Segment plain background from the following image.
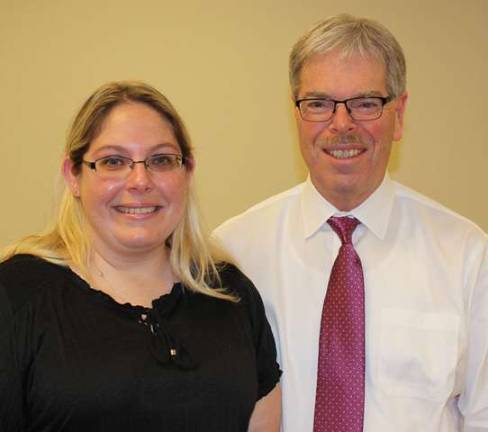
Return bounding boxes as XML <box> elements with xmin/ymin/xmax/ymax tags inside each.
<box><xmin>1</xmin><ymin>0</ymin><xmax>487</xmax><ymax>248</ymax></box>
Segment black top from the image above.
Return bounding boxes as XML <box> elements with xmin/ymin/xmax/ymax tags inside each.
<box><xmin>0</xmin><ymin>255</ymin><xmax>281</xmax><ymax>431</ymax></box>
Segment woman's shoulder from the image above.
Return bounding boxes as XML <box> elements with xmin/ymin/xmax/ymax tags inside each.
<box><xmin>216</xmin><ymin>262</ymin><xmax>266</xmax><ymax>319</ymax></box>
<box><xmin>0</xmin><ymin>254</ymin><xmax>70</xmax><ymax>313</ymax></box>
<box><xmin>0</xmin><ymin>254</ymin><xmax>67</xmax><ymax>281</ymax></box>
<box><xmin>217</xmin><ymin>262</ymin><xmax>257</xmax><ymax>297</ymax></box>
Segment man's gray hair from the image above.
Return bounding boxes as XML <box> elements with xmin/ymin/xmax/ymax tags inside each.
<box><xmin>289</xmin><ymin>14</ymin><xmax>406</xmax><ymax>99</ymax></box>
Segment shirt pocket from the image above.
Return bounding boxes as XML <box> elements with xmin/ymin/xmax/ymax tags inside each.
<box><xmin>377</xmin><ymin>308</ymin><xmax>459</xmax><ymax>401</ymax></box>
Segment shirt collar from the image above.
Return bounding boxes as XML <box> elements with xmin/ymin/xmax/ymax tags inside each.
<box><xmin>300</xmin><ymin>174</ymin><xmax>395</xmax><ymax>240</ymax></box>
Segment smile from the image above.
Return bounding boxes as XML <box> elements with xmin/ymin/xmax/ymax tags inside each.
<box><xmin>326</xmin><ymin>149</ymin><xmax>363</xmax><ymax>159</ymax></box>
<box><xmin>115</xmin><ymin>206</ymin><xmax>160</xmax><ymax>214</ymax></box>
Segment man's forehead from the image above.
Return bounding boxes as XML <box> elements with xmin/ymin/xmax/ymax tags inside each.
<box><xmin>305</xmin><ymin>47</ymin><xmax>385</xmax><ymax>68</ymax></box>
<box><xmin>298</xmin><ymin>50</ymin><xmax>388</xmax><ymax>97</ymax></box>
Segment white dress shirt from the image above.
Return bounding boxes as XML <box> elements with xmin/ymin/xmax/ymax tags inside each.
<box><xmin>213</xmin><ymin>175</ymin><xmax>488</xmax><ymax>432</ymax></box>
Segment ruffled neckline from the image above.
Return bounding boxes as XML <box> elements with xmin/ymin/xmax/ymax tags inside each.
<box><xmin>65</xmin><ymin>265</ymin><xmax>183</xmax><ymax>317</ymax></box>
<box><xmin>63</xmin><ymin>265</ymin><xmax>196</xmax><ymax>369</ymax></box>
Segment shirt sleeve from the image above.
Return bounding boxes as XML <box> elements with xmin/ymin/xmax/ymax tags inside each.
<box><xmin>221</xmin><ymin>264</ymin><xmax>282</xmax><ymax>400</ymax></box>
<box><xmin>0</xmin><ymin>281</ymin><xmax>26</xmax><ymax>431</ymax></box>
<box><xmin>458</xmin><ymin>236</ymin><xmax>488</xmax><ymax>430</ymax></box>
<box><xmin>249</xmin><ymin>281</ymin><xmax>282</xmax><ymax>400</ymax></box>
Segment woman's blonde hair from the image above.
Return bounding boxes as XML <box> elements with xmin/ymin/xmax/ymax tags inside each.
<box><xmin>2</xmin><ymin>80</ymin><xmax>234</xmax><ymax>301</ymax></box>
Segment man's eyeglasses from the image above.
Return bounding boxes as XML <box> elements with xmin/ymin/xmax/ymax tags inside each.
<box><xmin>82</xmin><ymin>154</ymin><xmax>185</xmax><ymax>179</ymax></box>
<box><xmin>295</xmin><ymin>96</ymin><xmax>393</xmax><ymax>122</ymax></box>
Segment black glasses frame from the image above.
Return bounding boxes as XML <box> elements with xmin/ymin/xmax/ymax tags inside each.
<box><xmin>295</xmin><ymin>95</ymin><xmax>393</xmax><ymax>122</ymax></box>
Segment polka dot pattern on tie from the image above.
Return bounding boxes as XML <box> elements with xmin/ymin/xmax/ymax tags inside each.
<box><xmin>313</xmin><ymin>216</ymin><xmax>365</xmax><ymax>432</ymax></box>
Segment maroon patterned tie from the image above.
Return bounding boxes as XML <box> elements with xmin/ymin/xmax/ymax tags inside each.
<box><xmin>313</xmin><ymin>216</ymin><xmax>365</xmax><ymax>432</ymax></box>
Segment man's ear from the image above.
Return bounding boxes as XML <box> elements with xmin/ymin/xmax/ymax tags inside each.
<box><xmin>393</xmin><ymin>91</ymin><xmax>408</xmax><ymax>142</ymax></box>
<box><xmin>62</xmin><ymin>157</ymin><xmax>80</xmax><ymax>197</ymax></box>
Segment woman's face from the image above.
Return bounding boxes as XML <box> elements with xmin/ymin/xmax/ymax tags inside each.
<box><xmin>64</xmin><ymin>102</ymin><xmax>192</xmax><ymax>260</ymax></box>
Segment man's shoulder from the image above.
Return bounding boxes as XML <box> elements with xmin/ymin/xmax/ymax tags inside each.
<box><xmin>215</xmin><ymin>183</ymin><xmax>304</xmax><ymax>237</ymax></box>
<box><xmin>393</xmin><ymin>180</ymin><xmax>487</xmax><ymax>238</ymax></box>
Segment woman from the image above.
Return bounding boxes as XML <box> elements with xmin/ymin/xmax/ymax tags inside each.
<box><xmin>0</xmin><ymin>81</ymin><xmax>281</xmax><ymax>431</ymax></box>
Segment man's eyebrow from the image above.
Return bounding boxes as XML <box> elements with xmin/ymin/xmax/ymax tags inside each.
<box><xmin>298</xmin><ymin>91</ymin><xmax>332</xmax><ymax>99</ymax></box>
<box><xmin>298</xmin><ymin>90</ymin><xmax>385</xmax><ymax>99</ymax></box>
<box><xmin>355</xmin><ymin>91</ymin><xmax>385</xmax><ymax>97</ymax></box>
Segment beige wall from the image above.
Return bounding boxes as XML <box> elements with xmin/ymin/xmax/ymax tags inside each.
<box><xmin>1</xmin><ymin>0</ymin><xmax>487</xmax><ymax>248</ymax></box>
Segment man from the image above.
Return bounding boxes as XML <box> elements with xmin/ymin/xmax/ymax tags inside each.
<box><xmin>213</xmin><ymin>14</ymin><xmax>488</xmax><ymax>432</ymax></box>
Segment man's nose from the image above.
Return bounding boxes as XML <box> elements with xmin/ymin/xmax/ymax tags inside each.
<box><xmin>329</xmin><ymin>103</ymin><xmax>356</xmax><ymax>134</ymax></box>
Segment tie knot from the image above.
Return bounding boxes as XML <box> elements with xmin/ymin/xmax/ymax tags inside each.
<box><xmin>328</xmin><ymin>216</ymin><xmax>360</xmax><ymax>244</ymax></box>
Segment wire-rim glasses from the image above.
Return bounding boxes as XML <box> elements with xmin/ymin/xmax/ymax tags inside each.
<box><xmin>82</xmin><ymin>153</ymin><xmax>185</xmax><ymax>179</ymax></box>
<box><xmin>295</xmin><ymin>95</ymin><xmax>393</xmax><ymax>122</ymax></box>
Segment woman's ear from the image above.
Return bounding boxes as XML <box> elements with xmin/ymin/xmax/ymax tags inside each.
<box><xmin>185</xmin><ymin>156</ymin><xmax>195</xmax><ymax>174</ymax></box>
<box><xmin>62</xmin><ymin>157</ymin><xmax>80</xmax><ymax>197</ymax></box>
<box><xmin>185</xmin><ymin>155</ymin><xmax>195</xmax><ymax>176</ymax></box>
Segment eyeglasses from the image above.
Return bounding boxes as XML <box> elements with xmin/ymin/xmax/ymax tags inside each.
<box><xmin>295</xmin><ymin>96</ymin><xmax>393</xmax><ymax>122</ymax></box>
<box><xmin>82</xmin><ymin>153</ymin><xmax>185</xmax><ymax>179</ymax></box>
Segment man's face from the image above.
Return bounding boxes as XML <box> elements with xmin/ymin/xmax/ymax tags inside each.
<box><xmin>295</xmin><ymin>50</ymin><xmax>407</xmax><ymax>211</ymax></box>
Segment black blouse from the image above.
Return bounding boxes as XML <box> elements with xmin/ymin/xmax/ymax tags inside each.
<box><xmin>0</xmin><ymin>255</ymin><xmax>281</xmax><ymax>431</ymax></box>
